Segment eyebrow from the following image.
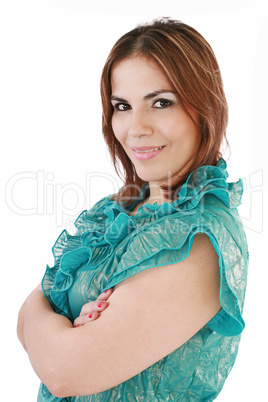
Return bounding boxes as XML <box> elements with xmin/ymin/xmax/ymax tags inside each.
<box><xmin>144</xmin><ymin>89</ymin><xmax>176</xmax><ymax>100</ymax></box>
<box><xmin>110</xmin><ymin>89</ymin><xmax>175</xmax><ymax>103</ymax></box>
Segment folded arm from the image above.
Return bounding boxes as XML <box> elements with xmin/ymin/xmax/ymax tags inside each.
<box><xmin>17</xmin><ymin>234</ymin><xmax>221</xmax><ymax>398</ymax></box>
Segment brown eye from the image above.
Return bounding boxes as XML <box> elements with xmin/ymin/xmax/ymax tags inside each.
<box><xmin>113</xmin><ymin>103</ymin><xmax>131</xmax><ymax>111</ymax></box>
<box><xmin>153</xmin><ymin>99</ymin><xmax>173</xmax><ymax>108</ymax></box>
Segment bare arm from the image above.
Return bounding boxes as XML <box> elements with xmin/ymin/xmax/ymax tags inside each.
<box><xmin>18</xmin><ymin>234</ymin><xmax>221</xmax><ymax>398</ymax></box>
<box><xmin>17</xmin><ymin>283</ymin><xmax>43</xmax><ymax>352</ymax></box>
<box><xmin>17</xmin><ymin>285</ymin><xmax>112</xmax><ymax>350</ymax></box>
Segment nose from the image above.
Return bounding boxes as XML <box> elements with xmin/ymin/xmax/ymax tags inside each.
<box><xmin>128</xmin><ymin>109</ymin><xmax>154</xmax><ymax>138</ymax></box>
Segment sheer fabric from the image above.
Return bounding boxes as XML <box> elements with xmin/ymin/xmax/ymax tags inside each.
<box><xmin>38</xmin><ymin>159</ymin><xmax>248</xmax><ymax>401</ymax></box>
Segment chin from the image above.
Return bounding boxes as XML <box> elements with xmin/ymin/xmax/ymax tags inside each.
<box><xmin>135</xmin><ymin>171</ymin><xmax>169</xmax><ymax>184</ymax></box>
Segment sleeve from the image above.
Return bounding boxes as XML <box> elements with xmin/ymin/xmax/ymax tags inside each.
<box><xmin>103</xmin><ymin>200</ymin><xmax>249</xmax><ymax>337</ymax></box>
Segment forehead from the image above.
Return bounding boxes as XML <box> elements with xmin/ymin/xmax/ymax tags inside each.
<box><xmin>111</xmin><ymin>56</ymin><xmax>172</xmax><ymax>94</ymax></box>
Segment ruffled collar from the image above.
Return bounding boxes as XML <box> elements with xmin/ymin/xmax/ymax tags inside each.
<box><xmin>76</xmin><ymin>158</ymin><xmax>243</xmax><ymax>247</ymax></box>
<box><xmin>96</xmin><ymin>159</ymin><xmax>243</xmax><ymax>221</ymax></box>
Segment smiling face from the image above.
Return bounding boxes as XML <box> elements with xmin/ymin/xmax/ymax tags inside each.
<box><xmin>111</xmin><ymin>56</ymin><xmax>201</xmax><ymax>191</ymax></box>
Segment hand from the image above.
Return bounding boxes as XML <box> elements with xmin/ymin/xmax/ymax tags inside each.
<box><xmin>73</xmin><ymin>288</ymin><xmax>113</xmax><ymax>328</ymax></box>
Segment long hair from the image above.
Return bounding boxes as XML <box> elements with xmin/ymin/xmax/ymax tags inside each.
<box><xmin>100</xmin><ymin>18</ymin><xmax>229</xmax><ymax>204</ymax></box>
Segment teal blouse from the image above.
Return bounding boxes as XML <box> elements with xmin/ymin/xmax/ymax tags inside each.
<box><xmin>38</xmin><ymin>159</ymin><xmax>248</xmax><ymax>401</ymax></box>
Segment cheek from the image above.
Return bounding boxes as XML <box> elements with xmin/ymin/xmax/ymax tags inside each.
<box><xmin>111</xmin><ymin>115</ymin><xmax>124</xmax><ymax>143</ymax></box>
<box><xmin>169</xmin><ymin>120</ymin><xmax>200</xmax><ymax>155</ymax></box>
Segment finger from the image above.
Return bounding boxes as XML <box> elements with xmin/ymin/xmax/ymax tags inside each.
<box><xmin>79</xmin><ymin>289</ymin><xmax>113</xmax><ymax>316</ymax></box>
<box><xmin>97</xmin><ymin>288</ymin><xmax>113</xmax><ymax>302</ymax></box>
<box><xmin>79</xmin><ymin>300</ymin><xmax>109</xmax><ymax>317</ymax></box>
<box><xmin>74</xmin><ymin>311</ymin><xmax>100</xmax><ymax>327</ymax></box>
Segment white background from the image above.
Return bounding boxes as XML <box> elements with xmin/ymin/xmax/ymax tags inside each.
<box><xmin>1</xmin><ymin>0</ymin><xmax>267</xmax><ymax>400</ymax></box>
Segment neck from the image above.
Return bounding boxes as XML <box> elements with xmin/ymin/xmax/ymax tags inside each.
<box><xmin>146</xmin><ymin>182</ymin><xmax>170</xmax><ymax>205</ymax></box>
<box><xmin>129</xmin><ymin>182</ymin><xmax>171</xmax><ymax>216</ymax></box>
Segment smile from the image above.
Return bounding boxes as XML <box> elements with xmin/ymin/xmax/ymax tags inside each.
<box><xmin>131</xmin><ymin>146</ymin><xmax>165</xmax><ymax>161</ymax></box>
<box><xmin>133</xmin><ymin>146</ymin><xmax>164</xmax><ymax>153</ymax></box>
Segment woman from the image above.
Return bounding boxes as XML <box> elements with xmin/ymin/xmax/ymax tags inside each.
<box><xmin>17</xmin><ymin>18</ymin><xmax>248</xmax><ymax>401</ymax></box>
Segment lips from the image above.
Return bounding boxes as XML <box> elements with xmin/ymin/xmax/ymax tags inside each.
<box><xmin>131</xmin><ymin>146</ymin><xmax>165</xmax><ymax>161</ymax></box>
<box><xmin>132</xmin><ymin>146</ymin><xmax>164</xmax><ymax>153</ymax></box>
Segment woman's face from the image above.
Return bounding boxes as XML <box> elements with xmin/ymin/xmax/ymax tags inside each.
<box><xmin>111</xmin><ymin>56</ymin><xmax>201</xmax><ymax>187</ymax></box>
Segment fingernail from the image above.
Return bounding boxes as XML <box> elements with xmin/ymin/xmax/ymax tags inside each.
<box><xmin>88</xmin><ymin>313</ymin><xmax>93</xmax><ymax>319</ymax></box>
<box><xmin>97</xmin><ymin>302</ymin><xmax>104</xmax><ymax>308</ymax></box>
<box><xmin>104</xmin><ymin>290</ymin><xmax>109</xmax><ymax>293</ymax></box>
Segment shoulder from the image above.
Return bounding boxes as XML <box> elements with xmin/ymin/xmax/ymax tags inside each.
<box><xmin>114</xmin><ymin>233</ymin><xmax>220</xmax><ymax>302</ymax></box>
<box><xmin>189</xmin><ymin>232</ymin><xmax>218</xmax><ymax>260</ymax></box>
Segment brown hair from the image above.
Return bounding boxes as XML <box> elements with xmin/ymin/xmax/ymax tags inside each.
<box><xmin>100</xmin><ymin>18</ymin><xmax>229</xmax><ymax>204</ymax></box>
